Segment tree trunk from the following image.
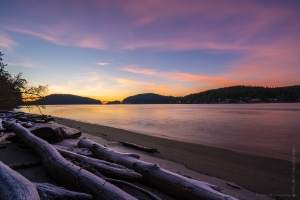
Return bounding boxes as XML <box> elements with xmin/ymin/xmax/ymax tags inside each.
<box><xmin>78</xmin><ymin>138</ymin><xmax>237</xmax><ymax>200</ymax></box>
<box><xmin>0</xmin><ymin>161</ymin><xmax>40</xmax><ymax>200</ymax></box>
<box><xmin>5</xmin><ymin>122</ymin><xmax>137</xmax><ymax>200</ymax></box>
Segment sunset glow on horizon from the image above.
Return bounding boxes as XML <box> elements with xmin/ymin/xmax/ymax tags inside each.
<box><xmin>1</xmin><ymin>0</ymin><xmax>300</xmax><ymax>101</ymax></box>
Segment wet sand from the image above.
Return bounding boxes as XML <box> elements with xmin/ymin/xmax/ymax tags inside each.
<box><xmin>56</xmin><ymin>117</ymin><xmax>299</xmax><ymax>199</ymax></box>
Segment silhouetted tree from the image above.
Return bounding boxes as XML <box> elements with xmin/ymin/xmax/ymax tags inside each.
<box><xmin>0</xmin><ymin>52</ymin><xmax>48</xmax><ymax>110</ymax></box>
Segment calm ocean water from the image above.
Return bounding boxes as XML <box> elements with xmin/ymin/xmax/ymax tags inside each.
<box><xmin>21</xmin><ymin>103</ymin><xmax>300</xmax><ymax>161</ymax></box>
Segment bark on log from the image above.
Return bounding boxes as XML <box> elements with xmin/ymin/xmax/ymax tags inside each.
<box><xmin>89</xmin><ymin>168</ymin><xmax>161</xmax><ymax>200</ymax></box>
<box><xmin>56</xmin><ymin>147</ymin><xmax>142</xmax><ymax>181</ymax></box>
<box><xmin>78</xmin><ymin>138</ymin><xmax>237</xmax><ymax>200</ymax></box>
<box><xmin>53</xmin><ymin>145</ymin><xmax>93</xmax><ymax>157</ymax></box>
<box><xmin>120</xmin><ymin>141</ymin><xmax>159</xmax><ymax>153</ymax></box>
<box><xmin>9</xmin><ymin>161</ymin><xmax>43</xmax><ymax>169</ymax></box>
<box><xmin>5</xmin><ymin>122</ymin><xmax>137</xmax><ymax>200</ymax></box>
<box><xmin>35</xmin><ymin>183</ymin><xmax>92</xmax><ymax>200</ymax></box>
<box><xmin>0</xmin><ymin>161</ymin><xmax>40</xmax><ymax>200</ymax></box>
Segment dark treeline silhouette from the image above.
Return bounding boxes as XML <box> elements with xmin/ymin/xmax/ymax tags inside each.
<box><xmin>122</xmin><ymin>93</ymin><xmax>178</xmax><ymax>104</ymax></box>
<box><xmin>181</xmin><ymin>85</ymin><xmax>300</xmax><ymax>103</ymax></box>
<box><xmin>121</xmin><ymin>85</ymin><xmax>300</xmax><ymax>104</ymax></box>
<box><xmin>106</xmin><ymin>100</ymin><xmax>121</xmax><ymax>105</ymax></box>
<box><xmin>30</xmin><ymin>94</ymin><xmax>102</xmax><ymax>105</ymax></box>
<box><xmin>1</xmin><ymin>52</ymin><xmax>48</xmax><ymax>110</ymax></box>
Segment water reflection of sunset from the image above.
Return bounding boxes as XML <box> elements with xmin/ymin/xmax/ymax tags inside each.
<box><xmin>22</xmin><ymin>103</ymin><xmax>300</xmax><ymax>161</ymax></box>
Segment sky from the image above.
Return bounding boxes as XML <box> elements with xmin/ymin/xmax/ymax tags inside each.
<box><xmin>1</xmin><ymin>0</ymin><xmax>300</xmax><ymax>102</ymax></box>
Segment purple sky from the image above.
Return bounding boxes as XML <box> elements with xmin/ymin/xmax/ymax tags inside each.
<box><xmin>1</xmin><ymin>0</ymin><xmax>300</xmax><ymax>102</ymax></box>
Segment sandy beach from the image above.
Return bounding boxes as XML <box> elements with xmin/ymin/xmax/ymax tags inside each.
<box><xmin>0</xmin><ymin>117</ymin><xmax>298</xmax><ymax>199</ymax></box>
<box><xmin>55</xmin><ymin>117</ymin><xmax>299</xmax><ymax>199</ymax></box>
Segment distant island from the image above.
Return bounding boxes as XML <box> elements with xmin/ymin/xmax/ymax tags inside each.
<box><xmin>106</xmin><ymin>100</ymin><xmax>121</xmax><ymax>105</ymax></box>
<box><xmin>122</xmin><ymin>85</ymin><xmax>300</xmax><ymax>104</ymax></box>
<box><xmin>29</xmin><ymin>94</ymin><xmax>102</xmax><ymax>105</ymax></box>
<box><xmin>122</xmin><ymin>93</ymin><xmax>176</xmax><ymax>104</ymax></box>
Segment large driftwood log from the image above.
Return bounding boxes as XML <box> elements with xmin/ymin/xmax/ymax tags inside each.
<box><xmin>120</xmin><ymin>141</ymin><xmax>159</xmax><ymax>153</ymax></box>
<box><xmin>0</xmin><ymin>161</ymin><xmax>40</xmax><ymax>200</ymax></box>
<box><xmin>78</xmin><ymin>138</ymin><xmax>237</xmax><ymax>200</ymax></box>
<box><xmin>5</xmin><ymin>122</ymin><xmax>137</xmax><ymax>200</ymax></box>
<box><xmin>56</xmin><ymin>147</ymin><xmax>142</xmax><ymax>181</ymax></box>
<box><xmin>35</xmin><ymin>183</ymin><xmax>92</xmax><ymax>200</ymax></box>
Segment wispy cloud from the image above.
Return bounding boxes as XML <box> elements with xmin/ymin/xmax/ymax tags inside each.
<box><xmin>3</xmin><ymin>0</ymin><xmax>299</xmax><ymax>53</ymax></box>
<box><xmin>96</xmin><ymin>62</ymin><xmax>109</xmax><ymax>66</ymax></box>
<box><xmin>6</xmin><ymin>62</ymin><xmax>37</xmax><ymax>68</ymax></box>
<box><xmin>117</xmin><ymin>78</ymin><xmax>154</xmax><ymax>87</ymax></box>
<box><xmin>0</xmin><ymin>31</ymin><xmax>18</xmax><ymax>50</ymax></box>
<box><xmin>121</xmin><ymin>65</ymin><xmax>235</xmax><ymax>86</ymax></box>
<box><xmin>116</xmin><ymin>78</ymin><xmax>183</xmax><ymax>96</ymax></box>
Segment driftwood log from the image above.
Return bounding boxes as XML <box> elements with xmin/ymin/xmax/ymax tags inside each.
<box><xmin>79</xmin><ymin>138</ymin><xmax>237</xmax><ymax>200</ymax></box>
<box><xmin>120</xmin><ymin>141</ymin><xmax>159</xmax><ymax>153</ymax></box>
<box><xmin>56</xmin><ymin>147</ymin><xmax>142</xmax><ymax>181</ymax></box>
<box><xmin>0</xmin><ymin>119</ymin><xmax>5</xmax><ymax>131</ymax></box>
<box><xmin>5</xmin><ymin>127</ymin><xmax>64</xmax><ymax>143</ymax></box>
<box><xmin>0</xmin><ymin>161</ymin><xmax>40</xmax><ymax>200</ymax></box>
<box><xmin>0</xmin><ymin>133</ymin><xmax>15</xmax><ymax>143</ymax></box>
<box><xmin>35</xmin><ymin>183</ymin><xmax>92</xmax><ymax>200</ymax></box>
<box><xmin>9</xmin><ymin>161</ymin><xmax>42</xmax><ymax>169</ymax></box>
<box><xmin>53</xmin><ymin>145</ymin><xmax>93</xmax><ymax>156</ymax></box>
<box><xmin>5</xmin><ymin>122</ymin><xmax>137</xmax><ymax>200</ymax></box>
<box><xmin>88</xmin><ymin>168</ymin><xmax>161</xmax><ymax>200</ymax></box>
<box><xmin>17</xmin><ymin>116</ymin><xmax>55</xmax><ymax>123</ymax></box>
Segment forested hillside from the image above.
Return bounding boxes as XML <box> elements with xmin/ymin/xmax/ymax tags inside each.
<box><xmin>31</xmin><ymin>94</ymin><xmax>102</xmax><ymax>105</ymax></box>
<box><xmin>122</xmin><ymin>93</ymin><xmax>178</xmax><ymax>104</ymax></box>
<box><xmin>180</xmin><ymin>85</ymin><xmax>300</xmax><ymax>103</ymax></box>
<box><xmin>121</xmin><ymin>85</ymin><xmax>300</xmax><ymax>104</ymax></box>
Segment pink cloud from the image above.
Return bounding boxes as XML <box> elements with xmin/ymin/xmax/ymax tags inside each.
<box><xmin>96</xmin><ymin>62</ymin><xmax>109</xmax><ymax>66</ymax></box>
<box><xmin>121</xmin><ymin>66</ymin><xmax>236</xmax><ymax>88</ymax></box>
<box><xmin>0</xmin><ymin>31</ymin><xmax>18</xmax><ymax>50</ymax></box>
<box><xmin>3</xmin><ymin>0</ymin><xmax>299</xmax><ymax>53</ymax></box>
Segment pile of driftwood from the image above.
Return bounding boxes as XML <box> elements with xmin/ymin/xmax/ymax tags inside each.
<box><xmin>0</xmin><ymin>110</ymin><xmax>237</xmax><ymax>200</ymax></box>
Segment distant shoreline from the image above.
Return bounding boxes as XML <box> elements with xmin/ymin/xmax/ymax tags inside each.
<box><xmin>21</xmin><ymin>101</ymin><xmax>300</xmax><ymax>106</ymax></box>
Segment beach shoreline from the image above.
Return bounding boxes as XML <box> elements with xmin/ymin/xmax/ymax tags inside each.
<box><xmin>56</xmin><ymin>117</ymin><xmax>299</xmax><ymax>199</ymax></box>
